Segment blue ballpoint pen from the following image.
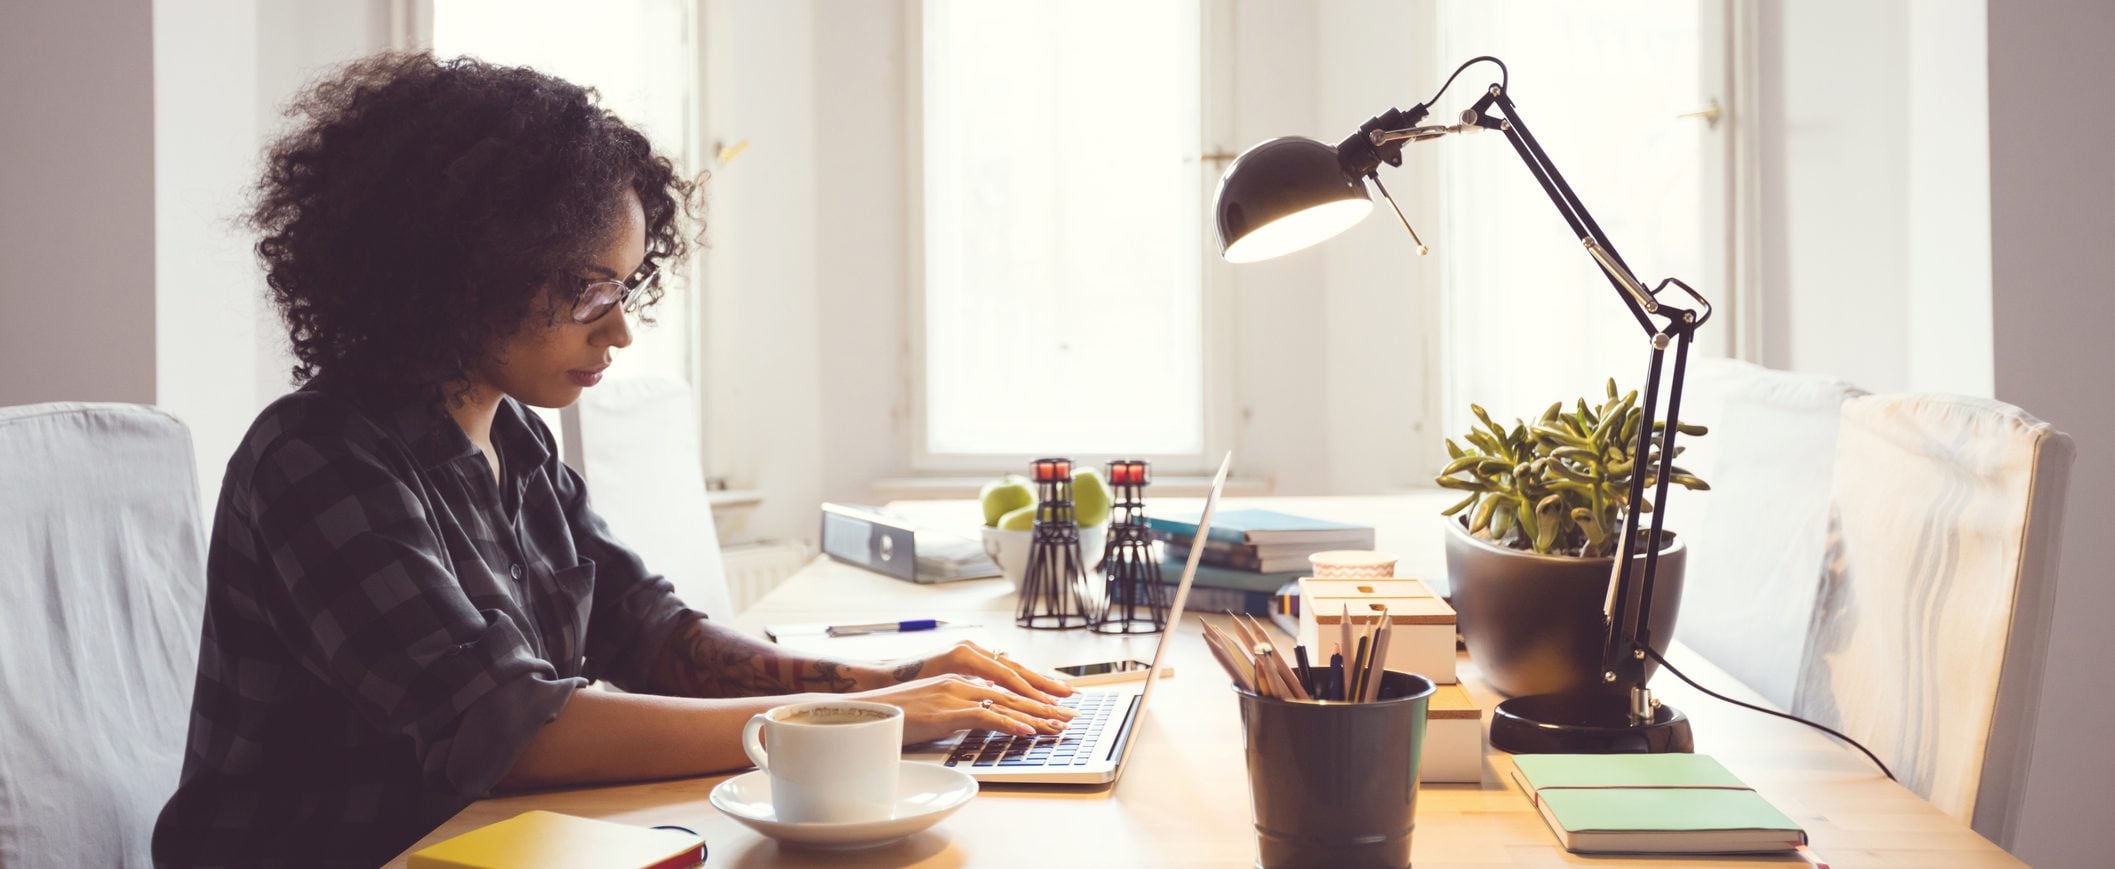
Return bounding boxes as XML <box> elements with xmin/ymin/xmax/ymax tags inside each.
<box><xmin>825</xmin><ymin>618</ymin><xmax>951</xmax><ymax>637</ymax></box>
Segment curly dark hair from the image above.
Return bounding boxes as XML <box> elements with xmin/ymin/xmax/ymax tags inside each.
<box><xmin>252</xmin><ymin>52</ymin><xmax>701</xmax><ymax>397</ymax></box>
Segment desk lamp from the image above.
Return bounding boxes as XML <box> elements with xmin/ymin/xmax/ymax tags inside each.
<box><xmin>1213</xmin><ymin>56</ymin><xmax>1710</xmax><ymax>754</ymax></box>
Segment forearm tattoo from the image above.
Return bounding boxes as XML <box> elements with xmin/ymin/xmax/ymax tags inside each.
<box><xmin>646</xmin><ymin>617</ymin><xmax>859</xmax><ymax>698</ymax></box>
<box><xmin>890</xmin><ymin>659</ymin><xmax>925</xmax><ymax>683</ymax></box>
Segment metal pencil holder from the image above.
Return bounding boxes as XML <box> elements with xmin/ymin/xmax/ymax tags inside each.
<box><xmin>1016</xmin><ymin>457</ymin><xmax>1092</xmax><ymax>630</ymax></box>
<box><xmin>1091</xmin><ymin>459</ymin><xmax>1167</xmax><ymax>634</ymax></box>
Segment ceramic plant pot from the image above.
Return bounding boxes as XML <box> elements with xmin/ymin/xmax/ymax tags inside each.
<box><xmin>1442</xmin><ymin>517</ymin><xmax>1685</xmax><ymax>697</ymax></box>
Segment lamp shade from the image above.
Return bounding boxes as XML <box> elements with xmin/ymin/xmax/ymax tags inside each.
<box><xmin>1213</xmin><ymin>136</ymin><xmax>1374</xmax><ymax>263</ymax></box>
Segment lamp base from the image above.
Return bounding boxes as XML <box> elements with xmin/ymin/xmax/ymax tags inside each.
<box><xmin>1490</xmin><ymin>691</ymin><xmax>1693</xmax><ymax>754</ymax></box>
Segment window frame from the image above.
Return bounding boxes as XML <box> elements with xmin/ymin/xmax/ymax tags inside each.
<box><xmin>901</xmin><ymin>0</ymin><xmax>1239</xmax><ymax>477</ymax></box>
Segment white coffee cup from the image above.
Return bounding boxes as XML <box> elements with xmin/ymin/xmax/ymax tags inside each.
<box><xmin>741</xmin><ymin>700</ymin><xmax>904</xmax><ymax>824</ymax></box>
<box><xmin>1308</xmin><ymin>550</ymin><xmax>1399</xmax><ymax>579</ymax></box>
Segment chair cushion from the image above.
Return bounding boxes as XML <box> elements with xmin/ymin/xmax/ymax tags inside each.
<box><xmin>572</xmin><ymin>376</ymin><xmax>736</xmax><ymax>621</ymax></box>
<box><xmin>1669</xmin><ymin>358</ymin><xmax>1865</xmax><ymax>708</ymax></box>
<box><xmin>1793</xmin><ymin>394</ymin><xmax>2071</xmax><ymax>825</ymax></box>
<box><xmin>0</xmin><ymin>403</ymin><xmax>206</xmax><ymax>867</ymax></box>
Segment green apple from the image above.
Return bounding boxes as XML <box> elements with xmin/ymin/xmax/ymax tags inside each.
<box><xmin>980</xmin><ymin>475</ymin><xmax>1035</xmax><ymax>526</ymax></box>
<box><xmin>997</xmin><ymin>503</ymin><xmax>1037</xmax><ymax>531</ymax></box>
<box><xmin>1072</xmin><ymin>467</ymin><xmax>1113</xmax><ymax>527</ymax></box>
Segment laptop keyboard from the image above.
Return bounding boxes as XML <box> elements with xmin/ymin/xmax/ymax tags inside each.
<box><xmin>945</xmin><ymin>690</ymin><xmax>1120</xmax><ymax>769</ymax></box>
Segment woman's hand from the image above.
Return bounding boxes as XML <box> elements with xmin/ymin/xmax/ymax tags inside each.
<box><xmin>857</xmin><ymin>640</ymin><xmax>1076</xmax><ymax>704</ymax></box>
<box><xmin>853</xmin><ymin>673</ymin><xmax>1075</xmax><ymax>744</ymax></box>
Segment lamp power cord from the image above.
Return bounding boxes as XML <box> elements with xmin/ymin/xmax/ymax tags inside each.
<box><xmin>1638</xmin><ymin>645</ymin><xmax>1896</xmax><ymax>782</ymax></box>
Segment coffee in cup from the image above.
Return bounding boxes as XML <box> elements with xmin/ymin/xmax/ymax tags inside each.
<box><xmin>741</xmin><ymin>700</ymin><xmax>904</xmax><ymax>823</ymax></box>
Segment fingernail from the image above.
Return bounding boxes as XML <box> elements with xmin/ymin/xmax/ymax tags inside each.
<box><xmin>1016</xmin><ymin>725</ymin><xmax>1035</xmax><ymax>736</ymax></box>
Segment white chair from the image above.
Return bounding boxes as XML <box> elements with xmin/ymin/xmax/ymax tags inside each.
<box><xmin>0</xmin><ymin>403</ymin><xmax>208</xmax><ymax>867</ymax></box>
<box><xmin>1667</xmin><ymin>357</ymin><xmax>1866</xmax><ymax>708</ymax></box>
<box><xmin>566</xmin><ymin>375</ymin><xmax>737</xmax><ymax>620</ymax></box>
<box><xmin>1791</xmin><ymin>394</ymin><xmax>2073</xmax><ymax>836</ymax></box>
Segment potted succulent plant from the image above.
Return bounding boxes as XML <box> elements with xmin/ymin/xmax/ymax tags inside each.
<box><xmin>1437</xmin><ymin>380</ymin><xmax>1709</xmax><ymax>697</ymax></box>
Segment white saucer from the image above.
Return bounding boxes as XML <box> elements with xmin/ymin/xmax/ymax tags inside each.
<box><xmin>709</xmin><ymin>761</ymin><xmax>978</xmax><ymax>850</ymax></box>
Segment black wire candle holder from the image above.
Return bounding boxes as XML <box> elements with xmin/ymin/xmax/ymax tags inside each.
<box><xmin>1016</xmin><ymin>457</ymin><xmax>1093</xmax><ymax>630</ymax></box>
<box><xmin>1091</xmin><ymin>459</ymin><xmax>1167</xmax><ymax>634</ymax></box>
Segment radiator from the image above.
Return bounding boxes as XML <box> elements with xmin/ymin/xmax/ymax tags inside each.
<box><xmin>720</xmin><ymin>539</ymin><xmax>813</xmax><ymax>613</ymax></box>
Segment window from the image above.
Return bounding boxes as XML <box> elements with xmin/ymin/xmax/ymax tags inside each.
<box><xmin>1431</xmin><ymin>1</ymin><xmax>1730</xmax><ymax>431</ymax></box>
<box><xmin>432</xmin><ymin>0</ymin><xmax>702</xmax><ymax>389</ymax></box>
<box><xmin>914</xmin><ymin>0</ymin><xmax>1218</xmax><ymax>470</ymax></box>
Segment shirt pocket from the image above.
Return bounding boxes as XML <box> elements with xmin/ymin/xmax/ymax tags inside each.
<box><xmin>545</xmin><ymin>561</ymin><xmax>597</xmax><ymax>679</ymax></box>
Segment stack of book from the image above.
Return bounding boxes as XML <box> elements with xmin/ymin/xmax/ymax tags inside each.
<box><xmin>1150</xmin><ymin>509</ymin><xmax>1375</xmax><ymax>616</ymax></box>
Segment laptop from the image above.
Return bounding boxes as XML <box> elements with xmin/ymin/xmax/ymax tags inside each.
<box><xmin>904</xmin><ymin>452</ymin><xmax>1233</xmax><ymax>784</ymax></box>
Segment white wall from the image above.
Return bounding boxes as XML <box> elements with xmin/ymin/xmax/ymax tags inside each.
<box><xmin>1753</xmin><ymin>0</ymin><xmax>1994</xmax><ymax>397</ymax></box>
<box><xmin>812</xmin><ymin>1</ymin><xmax>912</xmax><ymax>509</ymax></box>
<box><xmin>155</xmin><ymin>0</ymin><xmax>264</xmax><ymax>507</ymax></box>
<box><xmin>1903</xmin><ymin>0</ymin><xmax>1992</xmax><ymax>397</ymax></box>
<box><xmin>698</xmin><ymin>0</ymin><xmax>829</xmax><ymax>544</ymax></box>
<box><xmin>149</xmin><ymin>0</ymin><xmax>390</xmax><ymax>506</ymax></box>
<box><xmin>0</xmin><ymin>0</ymin><xmax>158</xmax><ymax>408</ymax></box>
<box><xmin>1987</xmin><ymin>2</ymin><xmax>2115</xmax><ymax>865</ymax></box>
<box><xmin>1</xmin><ymin>0</ymin><xmax>381</xmax><ymax>507</ymax></box>
<box><xmin>1753</xmin><ymin>0</ymin><xmax>1911</xmax><ymax>391</ymax></box>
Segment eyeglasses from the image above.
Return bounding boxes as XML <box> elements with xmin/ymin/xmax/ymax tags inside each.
<box><xmin>569</xmin><ymin>260</ymin><xmax>660</xmax><ymax>324</ymax></box>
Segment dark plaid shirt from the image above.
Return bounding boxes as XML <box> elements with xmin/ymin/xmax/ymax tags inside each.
<box><xmin>152</xmin><ymin>375</ymin><xmax>696</xmax><ymax>867</ymax></box>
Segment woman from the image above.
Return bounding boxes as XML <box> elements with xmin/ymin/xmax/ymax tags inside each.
<box><xmin>152</xmin><ymin>53</ymin><xmax>1071</xmax><ymax>866</ymax></box>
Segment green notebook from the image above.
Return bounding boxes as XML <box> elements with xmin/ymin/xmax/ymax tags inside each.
<box><xmin>1509</xmin><ymin>754</ymin><xmax>1807</xmax><ymax>855</ymax></box>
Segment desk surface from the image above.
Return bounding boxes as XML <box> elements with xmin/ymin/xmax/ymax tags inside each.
<box><xmin>390</xmin><ymin>493</ymin><xmax>2022</xmax><ymax>867</ymax></box>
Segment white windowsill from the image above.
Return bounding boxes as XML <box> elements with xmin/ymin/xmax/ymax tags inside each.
<box><xmin>867</xmin><ymin>475</ymin><xmax>1273</xmax><ymax>503</ymax></box>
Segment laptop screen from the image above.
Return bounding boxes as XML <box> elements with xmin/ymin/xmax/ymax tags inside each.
<box><xmin>1132</xmin><ymin>451</ymin><xmax>1233</xmax><ymax>715</ymax></box>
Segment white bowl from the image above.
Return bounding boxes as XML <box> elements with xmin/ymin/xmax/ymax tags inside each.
<box><xmin>981</xmin><ymin>524</ymin><xmax>1107</xmax><ymax>592</ymax></box>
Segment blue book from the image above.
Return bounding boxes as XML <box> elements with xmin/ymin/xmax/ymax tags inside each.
<box><xmin>1146</xmin><ymin>509</ymin><xmax>1375</xmax><ymax>548</ymax></box>
<box><xmin>1156</xmin><ymin>557</ymin><xmax>1305</xmax><ymax>594</ymax></box>
<box><xmin>1109</xmin><ymin>576</ymin><xmax>1277</xmax><ymax>616</ymax></box>
<box><xmin>1170</xmin><ymin>584</ymin><xmax>1277</xmax><ymax>617</ymax></box>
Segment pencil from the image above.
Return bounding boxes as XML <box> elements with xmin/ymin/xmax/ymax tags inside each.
<box><xmin>1201</xmin><ymin>622</ymin><xmax>1253</xmax><ymax>682</ymax></box>
<box><xmin>1364</xmin><ymin>608</ymin><xmax>1392</xmax><ymax>702</ymax></box>
<box><xmin>1255</xmin><ymin>644</ymin><xmax>1306</xmax><ymax>700</ymax></box>
<box><xmin>1202</xmin><ymin>628</ymin><xmax>1255</xmax><ymax>692</ymax></box>
<box><xmin>1338</xmin><ymin>604</ymin><xmax>1354</xmax><ymax>693</ymax></box>
<box><xmin>1261</xmin><ymin>642</ymin><xmax>1310</xmax><ymax>700</ymax></box>
<box><xmin>1350</xmin><ymin>635</ymin><xmax>1372</xmax><ymax>703</ymax></box>
<box><xmin>1329</xmin><ymin>648</ymin><xmax>1344</xmax><ymax>701</ymax></box>
<box><xmin>1237</xmin><ymin>611</ymin><xmax>1270</xmax><ymax>639</ymax></box>
<box><xmin>1235</xmin><ymin>613</ymin><xmax>1302</xmax><ymax>696</ymax></box>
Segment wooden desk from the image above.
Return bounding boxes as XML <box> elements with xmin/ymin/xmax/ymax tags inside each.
<box><xmin>391</xmin><ymin>493</ymin><xmax>2022</xmax><ymax>867</ymax></box>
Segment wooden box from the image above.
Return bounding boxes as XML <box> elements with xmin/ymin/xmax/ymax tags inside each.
<box><xmin>1298</xmin><ymin>577</ymin><xmax>1457</xmax><ymax>685</ymax></box>
<box><xmin>1422</xmin><ymin>683</ymin><xmax>1484</xmax><ymax>783</ymax></box>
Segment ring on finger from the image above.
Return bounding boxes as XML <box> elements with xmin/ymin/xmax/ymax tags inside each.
<box><xmin>979</xmin><ymin>698</ymin><xmax>994</xmax><ymax>710</ymax></box>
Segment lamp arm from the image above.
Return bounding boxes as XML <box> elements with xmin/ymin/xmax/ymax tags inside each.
<box><xmin>1351</xmin><ymin>76</ymin><xmax>1715</xmax><ymax>705</ymax></box>
<box><xmin>1470</xmin><ymin>87</ymin><xmax>1705</xmax><ymax>694</ymax></box>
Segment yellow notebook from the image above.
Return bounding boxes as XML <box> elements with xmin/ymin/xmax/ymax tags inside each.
<box><xmin>408</xmin><ymin>810</ymin><xmax>704</xmax><ymax>869</ymax></box>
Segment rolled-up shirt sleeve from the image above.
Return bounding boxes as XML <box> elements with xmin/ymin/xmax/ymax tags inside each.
<box><xmin>244</xmin><ymin>433</ymin><xmax>582</xmax><ymax>800</ymax></box>
<box><xmin>550</xmin><ymin>456</ymin><xmax>697</xmax><ymax>692</ymax></box>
